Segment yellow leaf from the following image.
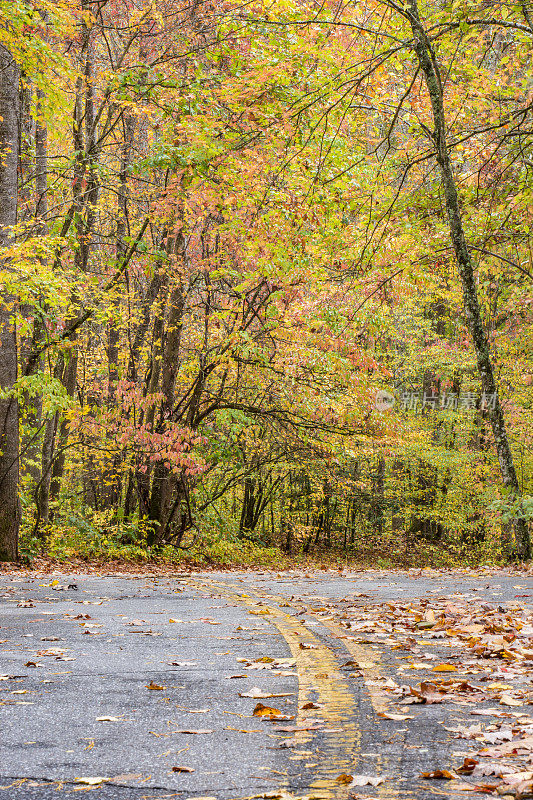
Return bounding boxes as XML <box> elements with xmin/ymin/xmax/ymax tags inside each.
<box><xmin>432</xmin><ymin>664</ymin><xmax>457</xmax><ymax>672</ymax></box>
<box><xmin>146</xmin><ymin>681</ymin><xmax>165</xmax><ymax>691</ymax></box>
<box><xmin>335</xmin><ymin>774</ymin><xmax>353</xmax><ymax>784</ymax></box>
<box><xmin>252</xmin><ymin>702</ymin><xmax>283</xmax><ymax>717</ymax></box>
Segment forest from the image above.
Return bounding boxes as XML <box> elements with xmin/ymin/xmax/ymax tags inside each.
<box><xmin>0</xmin><ymin>0</ymin><xmax>531</xmax><ymax>567</ymax></box>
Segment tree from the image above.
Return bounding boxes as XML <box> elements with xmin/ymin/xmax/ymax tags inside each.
<box><xmin>386</xmin><ymin>0</ymin><xmax>531</xmax><ymax>559</ymax></box>
<box><xmin>0</xmin><ymin>0</ymin><xmax>529</xmax><ymax>564</ymax></box>
<box><xmin>0</xmin><ymin>41</ymin><xmax>20</xmax><ymax>560</ymax></box>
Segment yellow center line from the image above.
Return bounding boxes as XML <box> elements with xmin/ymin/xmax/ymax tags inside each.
<box><xmin>207</xmin><ymin>580</ymin><xmax>389</xmax><ymax>713</ymax></box>
<box><xmin>190</xmin><ymin>577</ymin><xmax>410</xmax><ymax>800</ymax></box>
<box><xmin>316</xmin><ymin>617</ymin><xmax>389</xmax><ymax>714</ymax></box>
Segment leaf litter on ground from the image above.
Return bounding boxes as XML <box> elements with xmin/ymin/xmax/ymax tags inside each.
<box><xmin>300</xmin><ymin>580</ymin><xmax>533</xmax><ymax>797</ymax></box>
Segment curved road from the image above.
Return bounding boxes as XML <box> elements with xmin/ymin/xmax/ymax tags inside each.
<box><xmin>0</xmin><ymin>568</ymin><xmax>531</xmax><ymax>799</ymax></box>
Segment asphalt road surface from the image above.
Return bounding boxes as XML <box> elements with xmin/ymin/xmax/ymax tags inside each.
<box><xmin>1</xmin><ymin>568</ymin><xmax>532</xmax><ymax>799</ymax></box>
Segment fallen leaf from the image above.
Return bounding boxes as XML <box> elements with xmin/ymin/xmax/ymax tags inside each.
<box><xmin>378</xmin><ymin>712</ymin><xmax>413</xmax><ymax>720</ymax></box>
<box><xmin>108</xmin><ymin>773</ymin><xmax>142</xmax><ymax>783</ymax></box>
<box><xmin>482</xmin><ymin>729</ymin><xmax>513</xmax><ymax>744</ymax></box>
<box><xmin>240</xmin><ymin>688</ymin><xmax>293</xmax><ymax>699</ymax></box>
<box><xmin>351</xmin><ymin>775</ymin><xmax>384</xmax><ymax>786</ymax></box>
<box><xmin>473</xmin><ymin>762</ymin><xmax>506</xmax><ymax>776</ymax></box>
<box><xmin>75</xmin><ymin>777</ymin><xmax>106</xmax><ymax>785</ymax></box>
<box><xmin>253</xmin><ymin>702</ymin><xmax>284</xmax><ymax>718</ymax></box>
<box><xmin>502</xmin><ymin>772</ymin><xmax>533</xmax><ymax>786</ymax></box>
<box><xmin>176</xmin><ymin>707</ymin><xmax>209</xmax><ymax>714</ymax></box>
<box><xmin>275</xmin><ymin>724</ymin><xmax>324</xmax><ymax>732</ymax></box>
<box><xmin>457</xmin><ymin>758</ymin><xmax>479</xmax><ymax>775</ymax></box>
<box><xmin>409</xmin><ymin>681</ymin><xmax>446</xmax><ymax>704</ymax></box>
<box><xmin>500</xmin><ymin>694</ymin><xmax>524</xmax><ymax>707</ymax></box>
<box><xmin>421</xmin><ymin>770</ymin><xmax>457</xmax><ymax>780</ymax></box>
<box><xmin>176</xmin><ymin>729</ymin><xmax>214</xmax><ymax>735</ymax></box>
<box><xmin>482</xmin><ymin>735</ymin><xmax>533</xmax><ymax>757</ymax></box>
<box><xmin>336</xmin><ymin>774</ymin><xmax>354</xmax><ymax>785</ymax></box>
<box><xmin>146</xmin><ymin>681</ymin><xmax>165</xmax><ymax>691</ymax></box>
<box><xmin>171</xmin><ymin>766</ymin><xmax>195</xmax><ymax>773</ymax></box>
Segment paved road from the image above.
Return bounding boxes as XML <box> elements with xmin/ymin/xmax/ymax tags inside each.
<box><xmin>1</xmin><ymin>568</ymin><xmax>531</xmax><ymax>799</ymax></box>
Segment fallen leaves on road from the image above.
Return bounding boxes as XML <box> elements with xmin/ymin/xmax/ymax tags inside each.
<box><xmin>421</xmin><ymin>769</ymin><xmax>457</xmax><ymax>780</ymax></box>
<box><xmin>4</xmin><ymin>569</ymin><xmax>533</xmax><ymax>800</ymax></box>
<box><xmin>377</xmin><ymin>711</ymin><xmax>413</xmax><ymax>720</ymax></box>
<box><xmin>313</xmin><ymin>578</ymin><xmax>533</xmax><ymax>797</ymax></box>
<box><xmin>350</xmin><ymin>775</ymin><xmax>384</xmax><ymax>786</ymax></box>
<box><xmin>240</xmin><ymin>687</ymin><xmax>293</xmax><ymax>698</ymax></box>
<box><xmin>176</xmin><ymin>729</ymin><xmax>214</xmax><ymax>734</ymax></box>
<box><xmin>253</xmin><ymin>702</ymin><xmax>292</xmax><ymax>720</ymax></box>
<box><xmin>335</xmin><ymin>773</ymin><xmax>354</xmax><ymax>784</ymax></box>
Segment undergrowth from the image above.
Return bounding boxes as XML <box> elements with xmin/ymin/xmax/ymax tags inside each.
<box><xmin>16</xmin><ymin>505</ymin><xmax>510</xmax><ymax>571</ymax></box>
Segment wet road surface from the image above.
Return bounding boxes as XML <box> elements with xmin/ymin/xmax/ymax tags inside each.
<box><xmin>1</xmin><ymin>568</ymin><xmax>532</xmax><ymax>799</ymax></box>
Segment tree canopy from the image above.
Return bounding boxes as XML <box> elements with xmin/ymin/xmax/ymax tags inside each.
<box><xmin>0</xmin><ymin>0</ymin><xmax>531</xmax><ymax>565</ymax></box>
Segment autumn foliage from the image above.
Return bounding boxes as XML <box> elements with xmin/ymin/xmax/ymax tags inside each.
<box><xmin>0</xmin><ymin>0</ymin><xmax>531</xmax><ymax>563</ymax></box>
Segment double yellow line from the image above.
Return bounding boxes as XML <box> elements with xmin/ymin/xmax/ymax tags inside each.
<box><xmin>189</xmin><ymin>577</ymin><xmax>407</xmax><ymax>800</ymax></box>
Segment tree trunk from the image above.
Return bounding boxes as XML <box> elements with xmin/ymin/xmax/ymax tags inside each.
<box><xmin>0</xmin><ymin>43</ymin><xmax>21</xmax><ymax>561</ymax></box>
<box><xmin>405</xmin><ymin>0</ymin><xmax>530</xmax><ymax>559</ymax></box>
<box><xmin>48</xmin><ymin>348</ymin><xmax>78</xmax><ymax>515</ymax></box>
<box><xmin>368</xmin><ymin>457</ymin><xmax>385</xmax><ymax>534</ymax></box>
<box><xmin>47</xmin><ymin>17</ymin><xmax>96</xmax><ymax>512</ymax></box>
<box><xmin>21</xmin><ymin>87</ymin><xmax>49</xmax><ymax>490</ymax></box>
<box><xmin>148</xmin><ymin>277</ymin><xmax>186</xmax><ymax>542</ymax></box>
<box><xmin>101</xmin><ymin>115</ymin><xmax>135</xmax><ymax>510</ymax></box>
<box><xmin>35</xmin><ymin>354</ymin><xmax>65</xmax><ymax>533</ymax></box>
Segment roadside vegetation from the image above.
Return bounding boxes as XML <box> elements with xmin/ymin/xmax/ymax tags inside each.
<box><xmin>0</xmin><ymin>0</ymin><xmax>532</xmax><ymax>568</ymax></box>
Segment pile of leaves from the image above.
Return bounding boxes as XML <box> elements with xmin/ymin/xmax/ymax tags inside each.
<box><xmin>225</xmin><ymin>577</ymin><xmax>533</xmax><ymax>796</ymax></box>
<box><xmin>327</xmin><ymin>590</ymin><xmax>533</xmax><ymax>796</ymax></box>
